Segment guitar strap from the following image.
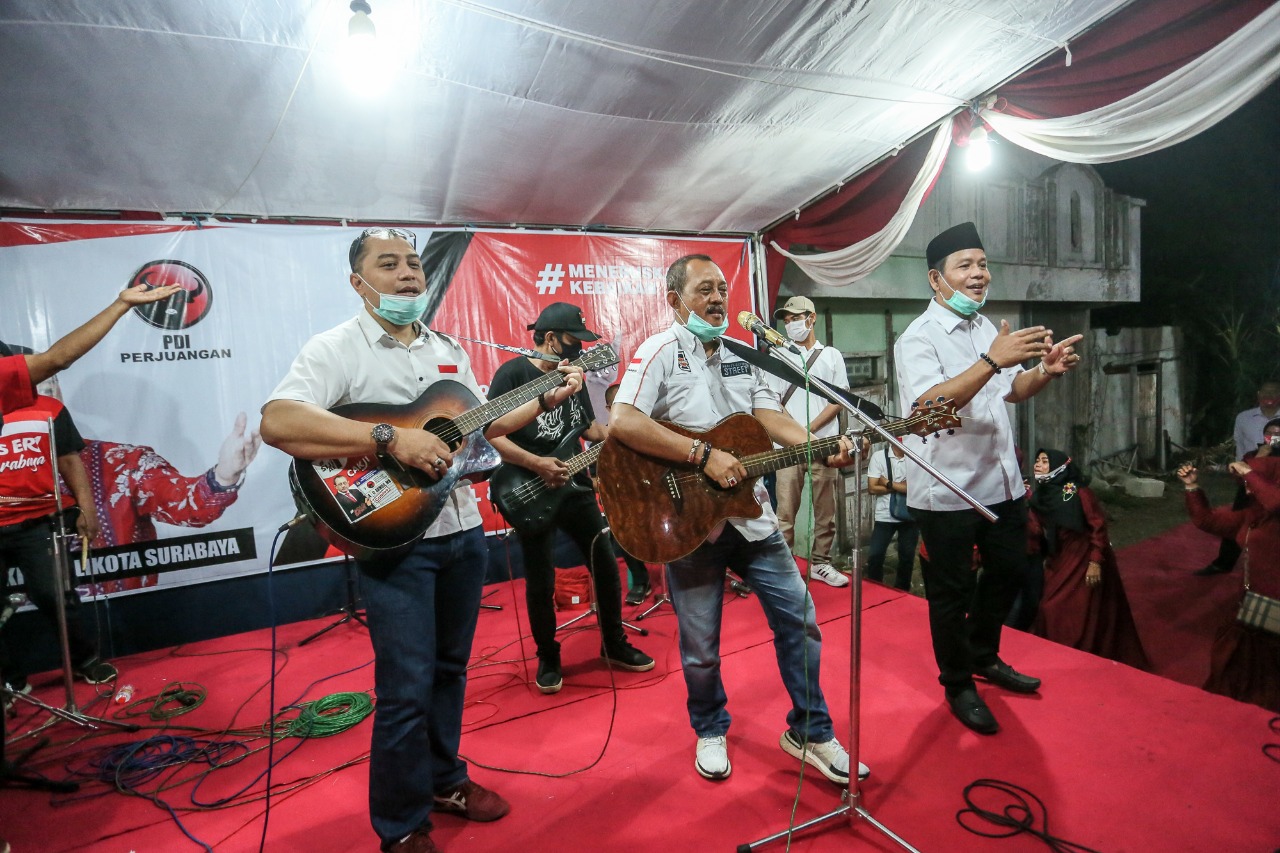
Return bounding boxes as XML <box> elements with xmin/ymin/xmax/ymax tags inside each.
<box><xmin>780</xmin><ymin>347</ymin><xmax>824</xmax><ymax>408</ymax></box>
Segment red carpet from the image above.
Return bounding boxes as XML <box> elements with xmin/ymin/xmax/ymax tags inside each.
<box><xmin>4</xmin><ymin>562</ymin><xmax>1279</xmax><ymax>853</ymax></box>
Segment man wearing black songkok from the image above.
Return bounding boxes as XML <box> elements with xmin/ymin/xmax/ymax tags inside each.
<box><xmin>893</xmin><ymin>222</ymin><xmax>1083</xmax><ymax>735</ymax></box>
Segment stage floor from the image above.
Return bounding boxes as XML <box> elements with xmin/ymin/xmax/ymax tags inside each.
<box><xmin>3</xmin><ymin>564</ymin><xmax>1279</xmax><ymax>853</ymax></box>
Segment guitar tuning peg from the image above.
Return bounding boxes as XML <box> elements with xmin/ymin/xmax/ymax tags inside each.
<box><xmin>910</xmin><ymin>401</ymin><xmax>919</xmax><ymax>409</ymax></box>
<box><xmin>933</xmin><ymin>431</ymin><xmax>940</xmax><ymax>438</ymax></box>
<box><xmin>935</xmin><ymin>395</ymin><xmax>944</xmax><ymax>403</ymax></box>
<box><xmin>947</xmin><ymin>429</ymin><xmax>955</xmax><ymax>435</ymax></box>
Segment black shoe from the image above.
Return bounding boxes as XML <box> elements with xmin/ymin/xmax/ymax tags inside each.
<box><xmin>625</xmin><ymin>582</ymin><xmax>651</xmax><ymax>606</ymax></box>
<box><xmin>536</xmin><ymin>656</ymin><xmax>562</xmax><ymax>694</ymax></box>
<box><xmin>74</xmin><ymin>656</ymin><xmax>118</xmax><ymax>685</ymax></box>
<box><xmin>947</xmin><ymin>688</ymin><xmax>999</xmax><ymax>734</ymax></box>
<box><xmin>1192</xmin><ymin>563</ymin><xmax>1231</xmax><ymax>576</ymax></box>
<box><xmin>601</xmin><ymin>641</ymin><xmax>655</xmax><ymax>672</ymax></box>
<box><xmin>974</xmin><ymin>660</ymin><xmax>1041</xmax><ymax>694</ymax></box>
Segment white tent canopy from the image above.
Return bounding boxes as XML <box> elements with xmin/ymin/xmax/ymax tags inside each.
<box><xmin>0</xmin><ymin>0</ymin><xmax>1128</xmax><ymax>233</ymax></box>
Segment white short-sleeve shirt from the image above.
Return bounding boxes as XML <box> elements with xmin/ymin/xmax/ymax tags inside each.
<box><xmin>267</xmin><ymin>310</ymin><xmax>486</xmax><ymax>536</ymax></box>
<box><xmin>614</xmin><ymin>321</ymin><xmax>782</xmax><ymax>541</ymax></box>
<box><xmin>763</xmin><ymin>341</ymin><xmax>849</xmax><ymax>439</ymax></box>
<box><xmin>866</xmin><ymin>443</ymin><xmax>908</xmax><ymax>523</ymax></box>
<box><xmin>894</xmin><ymin>299</ymin><xmax>1023</xmax><ymax>511</ymax></box>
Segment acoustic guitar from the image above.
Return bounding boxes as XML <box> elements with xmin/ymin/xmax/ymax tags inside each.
<box><xmin>596</xmin><ymin>399</ymin><xmax>961</xmax><ymax>564</ymax></box>
<box><xmin>288</xmin><ymin>345</ymin><xmax>618</xmax><ymax>560</ymax></box>
<box><xmin>488</xmin><ymin>429</ymin><xmax>604</xmax><ymax>534</ymax></box>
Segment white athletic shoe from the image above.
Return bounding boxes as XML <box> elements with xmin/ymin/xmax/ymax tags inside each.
<box><xmin>695</xmin><ymin>735</ymin><xmax>731</xmax><ymax>780</ymax></box>
<box><xmin>808</xmin><ymin>563</ymin><xmax>850</xmax><ymax>588</ymax></box>
<box><xmin>780</xmin><ymin>730</ymin><xmax>869</xmax><ymax>781</ymax></box>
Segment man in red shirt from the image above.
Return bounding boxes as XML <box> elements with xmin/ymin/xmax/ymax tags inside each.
<box><xmin>1</xmin><ymin>394</ymin><xmax>114</xmax><ymax>696</ymax></box>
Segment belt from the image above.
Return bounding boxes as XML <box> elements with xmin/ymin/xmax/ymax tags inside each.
<box><xmin>0</xmin><ymin>514</ymin><xmax>55</xmax><ymax>535</ymax></box>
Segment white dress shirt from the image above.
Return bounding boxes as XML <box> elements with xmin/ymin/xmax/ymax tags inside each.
<box><xmin>763</xmin><ymin>340</ymin><xmax>849</xmax><ymax>439</ymax></box>
<box><xmin>894</xmin><ymin>299</ymin><xmax>1023</xmax><ymax>511</ymax></box>
<box><xmin>614</xmin><ymin>320</ymin><xmax>782</xmax><ymax>541</ymax></box>
<box><xmin>1234</xmin><ymin>406</ymin><xmax>1276</xmax><ymax>461</ymax></box>
<box><xmin>866</xmin><ymin>444</ymin><xmax>907</xmax><ymax>523</ymax></box>
<box><xmin>267</xmin><ymin>310</ymin><xmax>485</xmax><ymax>537</ymax></box>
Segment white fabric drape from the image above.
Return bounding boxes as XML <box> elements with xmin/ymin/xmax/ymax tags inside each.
<box><xmin>770</xmin><ymin>116</ymin><xmax>954</xmax><ymax>288</ymax></box>
<box><xmin>984</xmin><ymin>3</ymin><xmax>1280</xmax><ymax>164</ymax></box>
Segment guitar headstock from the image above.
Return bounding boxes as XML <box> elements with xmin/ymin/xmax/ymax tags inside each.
<box><xmin>891</xmin><ymin>397</ymin><xmax>962</xmax><ymax>439</ymax></box>
<box><xmin>575</xmin><ymin>343</ymin><xmax>619</xmax><ymax>373</ymax></box>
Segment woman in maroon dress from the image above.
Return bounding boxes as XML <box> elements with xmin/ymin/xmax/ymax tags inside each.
<box><xmin>1027</xmin><ymin>450</ymin><xmax>1149</xmax><ymax>668</ymax></box>
<box><xmin>1178</xmin><ymin>456</ymin><xmax>1280</xmax><ymax>711</ymax></box>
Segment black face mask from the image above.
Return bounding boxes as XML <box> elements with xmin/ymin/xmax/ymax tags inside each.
<box><xmin>555</xmin><ymin>335</ymin><xmax>583</xmax><ymax>362</ymax></box>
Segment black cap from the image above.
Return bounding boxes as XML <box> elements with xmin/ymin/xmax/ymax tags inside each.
<box><xmin>526</xmin><ymin>302</ymin><xmax>600</xmax><ymax>341</ymax></box>
<box><xmin>926</xmin><ymin>221</ymin><xmax>984</xmax><ymax>268</ymax></box>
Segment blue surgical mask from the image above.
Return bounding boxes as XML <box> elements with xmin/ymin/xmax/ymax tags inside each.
<box><xmin>676</xmin><ymin>295</ymin><xmax>729</xmax><ymax>342</ymax></box>
<box><xmin>934</xmin><ymin>272</ymin><xmax>987</xmax><ymax>317</ymax></box>
<box><xmin>359</xmin><ymin>275</ymin><xmax>428</xmax><ymax>326</ymax></box>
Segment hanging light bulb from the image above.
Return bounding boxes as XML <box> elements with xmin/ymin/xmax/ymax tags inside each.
<box><xmin>965</xmin><ymin>125</ymin><xmax>992</xmax><ymax>172</ymax></box>
<box><xmin>342</xmin><ymin>0</ymin><xmax>388</xmax><ymax>86</ymax></box>
<box><xmin>349</xmin><ymin>1</ymin><xmax>376</xmax><ymax>43</ymax></box>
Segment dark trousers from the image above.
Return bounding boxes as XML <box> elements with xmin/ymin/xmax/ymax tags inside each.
<box><xmin>0</xmin><ymin>513</ymin><xmax>97</xmax><ymax>683</ymax></box>
<box><xmin>359</xmin><ymin>526</ymin><xmax>487</xmax><ymax>847</ymax></box>
<box><xmin>913</xmin><ymin>498</ymin><xmax>1028</xmax><ymax>693</ymax></box>
<box><xmin>1004</xmin><ymin>553</ymin><xmax>1045</xmax><ymax>631</ymax></box>
<box><xmin>865</xmin><ymin>520</ymin><xmax>919</xmax><ymax>590</ymax></box>
<box><xmin>517</xmin><ymin>490</ymin><xmax>624</xmax><ymax>660</ymax></box>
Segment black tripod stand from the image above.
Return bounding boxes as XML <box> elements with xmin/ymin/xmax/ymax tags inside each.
<box><xmin>300</xmin><ymin>555</ymin><xmax>368</xmax><ymax>646</ymax></box>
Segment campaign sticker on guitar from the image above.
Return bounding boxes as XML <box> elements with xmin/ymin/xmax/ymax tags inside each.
<box><xmin>312</xmin><ymin>458</ymin><xmax>405</xmax><ymax>523</ymax></box>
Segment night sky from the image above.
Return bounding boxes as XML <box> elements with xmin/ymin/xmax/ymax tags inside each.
<box><xmin>1092</xmin><ymin>77</ymin><xmax>1279</xmax><ymax>440</ymax></box>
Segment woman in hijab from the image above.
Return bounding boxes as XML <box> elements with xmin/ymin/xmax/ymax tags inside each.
<box><xmin>1178</xmin><ymin>455</ymin><xmax>1280</xmax><ymax>711</ymax></box>
<box><xmin>1027</xmin><ymin>449</ymin><xmax>1148</xmax><ymax>668</ymax></box>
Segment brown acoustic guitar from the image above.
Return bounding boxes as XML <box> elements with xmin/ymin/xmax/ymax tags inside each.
<box><xmin>288</xmin><ymin>344</ymin><xmax>617</xmax><ymax>560</ymax></box>
<box><xmin>596</xmin><ymin>399</ymin><xmax>960</xmax><ymax>564</ymax></box>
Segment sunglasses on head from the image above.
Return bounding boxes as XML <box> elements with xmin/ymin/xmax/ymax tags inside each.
<box><xmin>349</xmin><ymin>227</ymin><xmax>418</xmax><ymax>269</ymax></box>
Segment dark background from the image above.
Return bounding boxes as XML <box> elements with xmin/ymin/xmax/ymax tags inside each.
<box><xmin>1093</xmin><ymin>78</ymin><xmax>1280</xmax><ymax>445</ymax></box>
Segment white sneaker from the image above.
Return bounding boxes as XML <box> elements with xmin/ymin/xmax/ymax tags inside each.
<box><xmin>780</xmin><ymin>730</ymin><xmax>869</xmax><ymax>782</ymax></box>
<box><xmin>808</xmin><ymin>563</ymin><xmax>850</xmax><ymax>588</ymax></box>
<box><xmin>695</xmin><ymin>735</ymin><xmax>731</xmax><ymax>780</ymax></box>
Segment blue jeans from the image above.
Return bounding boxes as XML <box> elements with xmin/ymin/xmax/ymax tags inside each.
<box><xmin>666</xmin><ymin>526</ymin><xmax>834</xmax><ymax>741</ymax></box>
<box><xmin>359</xmin><ymin>526</ymin><xmax>487</xmax><ymax>848</ymax></box>
<box><xmin>865</xmin><ymin>520</ymin><xmax>919</xmax><ymax>590</ymax></box>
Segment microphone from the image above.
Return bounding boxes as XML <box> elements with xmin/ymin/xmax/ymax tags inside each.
<box><xmin>0</xmin><ymin>592</ymin><xmax>27</xmax><ymax>632</ymax></box>
<box><xmin>737</xmin><ymin>311</ymin><xmax>802</xmax><ymax>355</ymax></box>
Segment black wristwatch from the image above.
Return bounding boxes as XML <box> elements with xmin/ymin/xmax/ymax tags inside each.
<box><xmin>371</xmin><ymin>423</ymin><xmax>396</xmax><ymax>456</ymax></box>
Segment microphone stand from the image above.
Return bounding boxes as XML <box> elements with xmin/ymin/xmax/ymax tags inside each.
<box><xmin>733</xmin><ymin>338</ymin><xmax>996</xmax><ymax>853</ymax></box>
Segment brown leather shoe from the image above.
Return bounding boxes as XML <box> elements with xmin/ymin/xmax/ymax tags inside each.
<box><xmin>433</xmin><ymin>779</ymin><xmax>510</xmax><ymax>822</ymax></box>
<box><xmin>386</xmin><ymin>828</ymin><xmax>438</xmax><ymax>852</ymax></box>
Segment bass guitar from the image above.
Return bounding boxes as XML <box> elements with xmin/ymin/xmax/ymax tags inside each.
<box><xmin>488</xmin><ymin>429</ymin><xmax>604</xmax><ymax>534</ymax></box>
<box><xmin>596</xmin><ymin>399</ymin><xmax>960</xmax><ymax>564</ymax></box>
<box><xmin>289</xmin><ymin>345</ymin><xmax>618</xmax><ymax>560</ymax></box>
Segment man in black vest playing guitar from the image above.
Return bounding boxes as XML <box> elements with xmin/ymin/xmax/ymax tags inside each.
<box><xmin>261</xmin><ymin>229</ymin><xmax>584</xmax><ymax>853</ymax></box>
<box><xmin>607</xmin><ymin>255</ymin><xmax>867</xmax><ymax>785</ymax></box>
<box><xmin>488</xmin><ymin>303</ymin><xmax>654</xmax><ymax>694</ymax></box>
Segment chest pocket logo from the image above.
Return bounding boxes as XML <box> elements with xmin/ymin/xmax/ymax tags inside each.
<box><xmin>721</xmin><ymin>361</ymin><xmax>751</xmax><ymax>378</ymax></box>
<box><xmin>676</xmin><ymin>350</ymin><xmax>692</xmax><ymax>372</ymax></box>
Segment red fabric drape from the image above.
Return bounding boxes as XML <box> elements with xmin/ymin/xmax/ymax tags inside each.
<box><xmin>761</xmin><ymin>135</ymin><xmax>934</xmax><ymax>310</ymax></box>
<box><xmin>997</xmin><ymin>0</ymin><xmax>1274</xmax><ymax>118</ymax></box>
<box><xmin>762</xmin><ymin>0</ymin><xmax>1274</xmax><ymax>307</ymax></box>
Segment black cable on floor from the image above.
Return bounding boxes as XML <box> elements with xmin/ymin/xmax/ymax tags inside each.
<box><xmin>956</xmin><ymin>778</ymin><xmax>1106</xmax><ymax>853</ymax></box>
<box><xmin>1264</xmin><ymin>715</ymin><xmax>1280</xmax><ymax>765</ymax></box>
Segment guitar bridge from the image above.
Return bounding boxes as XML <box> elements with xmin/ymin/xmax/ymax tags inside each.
<box><xmin>663</xmin><ymin>470</ymin><xmax>683</xmax><ymax>507</ymax></box>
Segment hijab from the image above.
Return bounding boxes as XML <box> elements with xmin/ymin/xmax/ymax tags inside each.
<box><xmin>1028</xmin><ymin>448</ymin><xmax>1089</xmax><ymax>553</ymax></box>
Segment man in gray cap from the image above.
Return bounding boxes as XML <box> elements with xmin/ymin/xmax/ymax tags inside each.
<box><xmin>894</xmin><ymin>222</ymin><xmax>1082</xmax><ymax>735</ymax></box>
<box><xmin>764</xmin><ymin>296</ymin><xmax>852</xmax><ymax>588</ymax></box>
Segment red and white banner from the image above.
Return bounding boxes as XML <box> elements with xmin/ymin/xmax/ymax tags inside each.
<box><xmin>0</xmin><ymin>221</ymin><xmax>753</xmax><ymax>592</ymax></box>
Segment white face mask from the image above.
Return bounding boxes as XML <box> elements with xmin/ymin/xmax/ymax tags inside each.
<box><xmin>785</xmin><ymin>318</ymin><xmax>810</xmax><ymax>342</ymax></box>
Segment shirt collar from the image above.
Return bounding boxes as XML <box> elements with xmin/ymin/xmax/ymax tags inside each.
<box><xmin>924</xmin><ymin>296</ymin><xmax>987</xmax><ymax>334</ymax></box>
<box><xmin>355</xmin><ymin>309</ymin><xmax>427</xmax><ymax>350</ymax></box>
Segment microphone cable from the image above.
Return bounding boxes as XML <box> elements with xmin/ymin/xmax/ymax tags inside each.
<box><xmin>1265</xmin><ymin>715</ymin><xmax>1280</xmax><ymax>765</ymax></box>
<box><xmin>956</xmin><ymin>778</ymin><xmax>1106</xmax><ymax>853</ymax></box>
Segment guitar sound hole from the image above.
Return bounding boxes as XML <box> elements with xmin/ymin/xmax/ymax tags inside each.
<box><xmin>422</xmin><ymin>417</ymin><xmax>462</xmax><ymax>451</ymax></box>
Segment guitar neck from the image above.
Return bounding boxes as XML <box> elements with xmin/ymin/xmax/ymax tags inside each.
<box><xmin>566</xmin><ymin>442</ymin><xmax>604</xmax><ymax>477</ymax></box>
<box><xmin>737</xmin><ymin>422</ymin><xmax>913</xmax><ymax>478</ymax></box>
<box><xmin>453</xmin><ymin>371</ymin><xmax>566</xmax><ymax>435</ymax></box>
